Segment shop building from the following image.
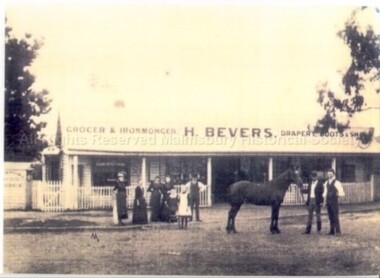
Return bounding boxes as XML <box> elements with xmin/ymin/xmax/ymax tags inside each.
<box><xmin>39</xmin><ymin>114</ymin><xmax>380</xmax><ymax>210</ymax></box>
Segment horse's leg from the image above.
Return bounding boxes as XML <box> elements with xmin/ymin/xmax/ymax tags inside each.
<box><xmin>226</xmin><ymin>207</ymin><xmax>232</xmax><ymax>233</ymax></box>
<box><xmin>274</xmin><ymin>204</ymin><xmax>281</xmax><ymax>234</ymax></box>
<box><xmin>226</xmin><ymin>205</ymin><xmax>234</xmax><ymax>233</ymax></box>
<box><xmin>270</xmin><ymin>205</ymin><xmax>276</xmax><ymax>234</ymax></box>
<box><xmin>226</xmin><ymin>203</ymin><xmax>241</xmax><ymax>234</ymax></box>
<box><xmin>231</xmin><ymin>203</ymin><xmax>242</xmax><ymax>234</ymax></box>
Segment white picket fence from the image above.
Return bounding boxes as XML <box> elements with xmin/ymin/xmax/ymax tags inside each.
<box><xmin>283</xmin><ymin>182</ymin><xmax>373</xmax><ymax>205</ymax></box>
<box><xmin>32</xmin><ymin>181</ymin><xmax>211</xmax><ymax>212</ymax></box>
<box><xmin>32</xmin><ymin>180</ymin><xmax>373</xmax><ymax>211</ymax></box>
<box><xmin>283</xmin><ymin>184</ymin><xmax>306</xmax><ymax>205</ymax></box>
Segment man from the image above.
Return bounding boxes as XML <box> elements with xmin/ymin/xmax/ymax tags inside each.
<box><xmin>323</xmin><ymin>168</ymin><xmax>345</xmax><ymax>236</ymax></box>
<box><xmin>185</xmin><ymin>173</ymin><xmax>207</xmax><ymax>222</ymax></box>
<box><xmin>301</xmin><ymin>171</ymin><xmax>324</xmax><ymax>234</ymax></box>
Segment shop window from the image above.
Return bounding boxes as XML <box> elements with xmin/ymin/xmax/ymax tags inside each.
<box><xmin>248</xmin><ymin>157</ymin><xmax>268</xmax><ymax>183</ymax></box>
<box><xmin>299</xmin><ymin>157</ymin><xmax>332</xmax><ymax>182</ymax></box>
<box><xmin>46</xmin><ymin>156</ymin><xmax>60</xmax><ymax>181</ymax></box>
<box><xmin>341</xmin><ymin>164</ymin><xmax>356</xmax><ymax>182</ymax></box>
<box><xmin>158</xmin><ymin>157</ymin><xmax>207</xmax><ymax>184</ymax></box>
<box><xmin>91</xmin><ymin>157</ymin><xmax>130</xmax><ymax>186</ymax></box>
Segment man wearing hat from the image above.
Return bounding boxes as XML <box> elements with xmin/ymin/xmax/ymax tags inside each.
<box><xmin>185</xmin><ymin>172</ymin><xmax>207</xmax><ymax>222</ymax></box>
<box><xmin>323</xmin><ymin>168</ymin><xmax>345</xmax><ymax>236</ymax></box>
<box><xmin>301</xmin><ymin>171</ymin><xmax>324</xmax><ymax>234</ymax></box>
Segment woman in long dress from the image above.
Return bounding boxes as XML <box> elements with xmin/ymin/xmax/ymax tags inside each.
<box><xmin>160</xmin><ymin>175</ymin><xmax>174</xmax><ymax>222</ymax></box>
<box><xmin>132</xmin><ymin>180</ymin><xmax>148</xmax><ymax>225</ymax></box>
<box><xmin>147</xmin><ymin>176</ymin><xmax>162</xmax><ymax>222</ymax></box>
<box><xmin>113</xmin><ymin>171</ymin><xmax>128</xmax><ymax>225</ymax></box>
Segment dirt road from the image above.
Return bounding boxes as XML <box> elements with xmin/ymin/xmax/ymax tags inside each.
<box><xmin>3</xmin><ymin>205</ymin><xmax>380</xmax><ymax>275</ymax></box>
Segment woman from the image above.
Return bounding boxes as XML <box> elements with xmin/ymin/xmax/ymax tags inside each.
<box><xmin>113</xmin><ymin>171</ymin><xmax>128</xmax><ymax>225</ymax></box>
<box><xmin>132</xmin><ymin>180</ymin><xmax>148</xmax><ymax>225</ymax></box>
<box><xmin>160</xmin><ymin>175</ymin><xmax>174</xmax><ymax>222</ymax></box>
<box><xmin>147</xmin><ymin>176</ymin><xmax>163</xmax><ymax>222</ymax></box>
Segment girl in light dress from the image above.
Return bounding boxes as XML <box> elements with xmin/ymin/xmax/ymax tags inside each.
<box><xmin>176</xmin><ymin>186</ymin><xmax>192</xmax><ymax>229</ymax></box>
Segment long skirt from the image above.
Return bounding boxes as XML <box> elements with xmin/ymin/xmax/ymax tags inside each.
<box><xmin>116</xmin><ymin>191</ymin><xmax>128</xmax><ymax>220</ymax></box>
<box><xmin>160</xmin><ymin>197</ymin><xmax>170</xmax><ymax>222</ymax></box>
<box><xmin>150</xmin><ymin>191</ymin><xmax>162</xmax><ymax>222</ymax></box>
<box><xmin>132</xmin><ymin>198</ymin><xmax>148</xmax><ymax>225</ymax></box>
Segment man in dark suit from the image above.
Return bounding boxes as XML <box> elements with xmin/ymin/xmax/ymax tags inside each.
<box><xmin>323</xmin><ymin>168</ymin><xmax>345</xmax><ymax>236</ymax></box>
<box><xmin>302</xmin><ymin>171</ymin><xmax>324</xmax><ymax>234</ymax></box>
<box><xmin>185</xmin><ymin>172</ymin><xmax>207</xmax><ymax>222</ymax></box>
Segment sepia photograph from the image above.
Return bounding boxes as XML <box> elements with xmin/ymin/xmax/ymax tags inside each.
<box><xmin>2</xmin><ymin>0</ymin><xmax>380</xmax><ymax>276</ymax></box>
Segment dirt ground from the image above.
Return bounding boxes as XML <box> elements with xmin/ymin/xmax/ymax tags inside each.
<box><xmin>3</xmin><ymin>204</ymin><xmax>380</xmax><ymax>275</ymax></box>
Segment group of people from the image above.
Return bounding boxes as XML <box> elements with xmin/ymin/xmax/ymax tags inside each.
<box><xmin>113</xmin><ymin>172</ymin><xmax>208</xmax><ymax>228</ymax></box>
<box><xmin>114</xmin><ymin>167</ymin><xmax>345</xmax><ymax>234</ymax></box>
<box><xmin>301</xmin><ymin>168</ymin><xmax>345</xmax><ymax>236</ymax></box>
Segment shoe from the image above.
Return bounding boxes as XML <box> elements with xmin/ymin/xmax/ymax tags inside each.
<box><xmin>335</xmin><ymin>232</ymin><xmax>341</xmax><ymax>236</ymax></box>
<box><xmin>196</xmin><ymin>219</ymin><xmax>202</xmax><ymax>222</ymax></box>
<box><xmin>327</xmin><ymin>232</ymin><xmax>335</xmax><ymax>235</ymax></box>
<box><xmin>302</xmin><ymin>231</ymin><xmax>311</xmax><ymax>234</ymax></box>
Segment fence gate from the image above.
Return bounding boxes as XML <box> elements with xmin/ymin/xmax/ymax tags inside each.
<box><xmin>34</xmin><ymin>181</ymin><xmax>65</xmax><ymax>211</ymax></box>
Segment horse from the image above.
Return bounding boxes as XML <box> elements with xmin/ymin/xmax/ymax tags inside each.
<box><xmin>226</xmin><ymin>166</ymin><xmax>304</xmax><ymax>234</ymax></box>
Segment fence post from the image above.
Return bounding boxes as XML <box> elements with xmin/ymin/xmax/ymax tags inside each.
<box><xmin>38</xmin><ymin>181</ymin><xmax>44</xmax><ymax>211</ymax></box>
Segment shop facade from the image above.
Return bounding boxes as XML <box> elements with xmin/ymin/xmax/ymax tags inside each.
<box><xmin>38</xmin><ymin>119</ymin><xmax>380</xmax><ymax>210</ymax></box>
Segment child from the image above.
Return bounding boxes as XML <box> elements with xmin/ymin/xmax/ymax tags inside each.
<box><xmin>176</xmin><ymin>187</ymin><xmax>192</xmax><ymax>229</ymax></box>
<box><xmin>166</xmin><ymin>188</ymin><xmax>179</xmax><ymax>223</ymax></box>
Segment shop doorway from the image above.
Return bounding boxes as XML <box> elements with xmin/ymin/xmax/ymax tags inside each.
<box><xmin>212</xmin><ymin>157</ymin><xmax>240</xmax><ymax>203</ymax></box>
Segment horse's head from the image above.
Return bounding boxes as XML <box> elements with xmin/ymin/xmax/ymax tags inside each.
<box><xmin>286</xmin><ymin>165</ymin><xmax>303</xmax><ymax>189</ymax></box>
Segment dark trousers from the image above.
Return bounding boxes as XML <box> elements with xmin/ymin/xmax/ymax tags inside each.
<box><xmin>327</xmin><ymin>198</ymin><xmax>341</xmax><ymax>234</ymax></box>
<box><xmin>190</xmin><ymin>196</ymin><xmax>200</xmax><ymax>221</ymax></box>
<box><xmin>306</xmin><ymin>199</ymin><xmax>322</xmax><ymax>231</ymax></box>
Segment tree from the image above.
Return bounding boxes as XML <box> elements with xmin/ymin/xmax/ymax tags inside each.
<box><xmin>313</xmin><ymin>7</ymin><xmax>380</xmax><ymax>141</ymax></box>
<box><xmin>5</xmin><ymin>24</ymin><xmax>51</xmax><ymax>161</ymax></box>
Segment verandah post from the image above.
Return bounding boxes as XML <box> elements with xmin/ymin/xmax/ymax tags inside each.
<box><xmin>70</xmin><ymin>155</ymin><xmax>79</xmax><ymax>210</ymax></box>
<box><xmin>268</xmin><ymin>157</ymin><xmax>273</xmax><ymax>181</ymax></box>
<box><xmin>207</xmin><ymin>157</ymin><xmax>212</xmax><ymax>206</ymax></box>
<box><xmin>331</xmin><ymin>157</ymin><xmax>337</xmax><ymax>173</ymax></box>
<box><xmin>142</xmin><ymin>157</ymin><xmax>147</xmax><ymax>188</ymax></box>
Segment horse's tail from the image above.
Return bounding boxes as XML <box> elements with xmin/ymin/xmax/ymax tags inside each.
<box><xmin>226</xmin><ymin>185</ymin><xmax>231</xmax><ymax>202</ymax></box>
<box><xmin>225</xmin><ymin>183</ymin><xmax>235</xmax><ymax>203</ymax></box>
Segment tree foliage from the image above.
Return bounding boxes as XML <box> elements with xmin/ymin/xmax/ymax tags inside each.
<box><xmin>5</xmin><ymin>25</ymin><xmax>51</xmax><ymax>161</ymax></box>
<box><xmin>314</xmin><ymin>7</ymin><xmax>380</xmax><ymax>135</ymax></box>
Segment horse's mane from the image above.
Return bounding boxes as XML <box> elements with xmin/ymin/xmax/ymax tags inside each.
<box><xmin>268</xmin><ymin>168</ymin><xmax>290</xmax><ymax>185</ymax></box>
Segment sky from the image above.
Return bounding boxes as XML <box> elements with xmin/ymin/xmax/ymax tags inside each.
<box><xmin>5</xmin><ymin>2</ymin><xmax>380</xmax><ymax>141</ymax></box>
